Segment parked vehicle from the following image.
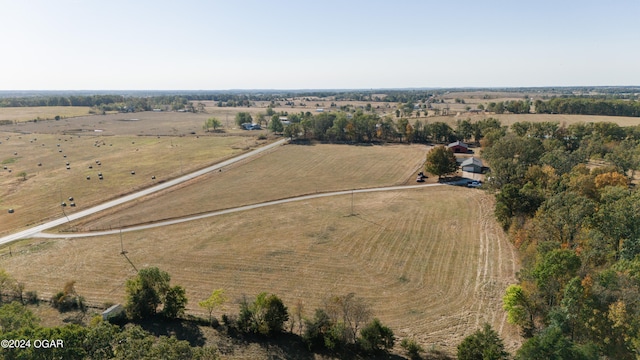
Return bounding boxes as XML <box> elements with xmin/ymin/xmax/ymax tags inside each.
<box><xmin>467</xmin><ymin>180</ymin><xmax>482</xmax><ymax>188</ymax></box>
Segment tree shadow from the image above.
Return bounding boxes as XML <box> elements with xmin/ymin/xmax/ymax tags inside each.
<box><xmin>134</xmin><ymin>316</ymin><xmax>206</xmax><ymax>347</ymax></box>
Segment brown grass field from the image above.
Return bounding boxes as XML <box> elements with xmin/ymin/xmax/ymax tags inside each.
<box><xmin>0</xmin><ymin>106</ymin><xmax>93</xmax><ymax>122</ymax></box>
<box><xmin>68</xmin><ymin>143</ymin><xmax>429</xmax><ymax>231</ymax></box>
<box><xmin>0</xmin><ymin>130</ymin><xmax>262</xmax><ymax>236</ymax></box>
<box><xmin>0</xmin><ymin>187</ymin><xmax>520</xmax><ymax>356</ymax></box>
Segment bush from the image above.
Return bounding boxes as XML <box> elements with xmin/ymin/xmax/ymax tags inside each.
<box><xmin>50</xmin><ymin>282</ymin><xmax>85</xmax><ymax>313</ymax></box>
<box><xmin>237</xmin><ymin>293</ymin><xmax>288</xmax><ymax>336</ymax></box>
<box><xmin>457</xmin><ymin>323</ymin><xmax>508</xmax><ymax>360</ymax></box>
<box><xmin>25</xmin><ymin>291</ymin><xmax>39</xmax><ymax>305</ymax></box>
<box><xmin>358</xmin><ymin>318</ymin><xmax>394</xmax><ymax>353</ymax></box>
<box><xmin>401</xmin><ymin>338</ymin><xmax>425</xmax><ymax>359</ymax></box>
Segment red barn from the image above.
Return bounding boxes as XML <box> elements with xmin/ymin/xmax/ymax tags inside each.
<box><xmin>447</xmin><ymin>141</ymin><xmax>469</xmax><ymax>153</ymax></box>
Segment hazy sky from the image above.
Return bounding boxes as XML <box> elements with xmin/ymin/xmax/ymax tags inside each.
<box><xmin>2</xmin><ymin>0</ymin><xmax>639</xmax><ymax>90</ymax></box>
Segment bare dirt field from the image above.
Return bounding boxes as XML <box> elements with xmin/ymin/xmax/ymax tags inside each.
<box><xmin>0</xmin><ymin>186</ymin><xmax>520</xmax><ymax>356</ymax></box>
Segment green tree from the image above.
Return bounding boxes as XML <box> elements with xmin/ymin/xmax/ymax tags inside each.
<box><xmin>238</xmin><ymin>292</ymin><xmax>289</xmax><ymax>336</ymax></box>
<box><xmin>400</xmin><ymin>338</ymin><xmax>424</xmax><ymax>359</ymax></box>
<box><xmin>358</xmin><ymin>318</ymin><xmax>395</xmax><ymax>353</ymax></box>
<box><xmin>235</xmin><ymin>112</ymin><xmax>253</xmax><ymax>127</ymax></box>
<box><xmin>303</xmin><ymin>308</ymin><xmax>337</xmax><ymax>350</ymax></box>
<box><xmin>269</xmin><ymin>115</ymin><xmax>284</xmax><ymax>133</ymax></box>
<box><xmin>424</xmin><ymin>145</ymin><xmax>458</xmax><ymax>180</ymax></box>
<box><xmin>516</xmin><ymin>326</ymin><xmax>598</xmax><ymax>360</ymax></box>
<box><xmin>457</xmin><ymin>323</ymin><xmax>509</xmax><ymax>360</ymax></box>
<box><xmin>199</xmin><ymin>289</ymin><xmax>227</xmax><ymax>324</ymax></box>
<box><xmin>503</xmin><ymin>284</ymin><xmax>537</xmax><ymax>337</ymax></box>
<box><xmin>0</xmin><ymin>301</ymin><xmax>39</xmax><ymax>332</ymax></box>
<box><xmin>163</xmin><ymin>285</ymin><xmax>187</xmax><ymax>318</ymax></box>
<box><xmin>83</xmin><ymin>320</ymin><xmax>120</xmax><ymax>360</ymax></box>
<box><xmin>125</xmin><ymin>267</ymin><xmax>184</xmax><ymax>320</ymax></box>
<box><xmin>531</xmin><ymin>249</ymin><xmax>581</xmax><ymax>308</ymax></box>
<box><xmin>113</xmin><ymin>324</ymin><xmax>155</xmax><ymax>359</ymax></box>
<box><xmin>203</xmin><ymin>117</ymin><xmax>222</xmax><ymax>132</ymax></box>
<box><xmin>148</xmin><ymin>336</ymin><xmax>194</xmax><ymax>360</ymax></box>
<box><xmin>283</xmin><ymin>122</ymin><xmax>301</xmax><ymax>140</ymax></box>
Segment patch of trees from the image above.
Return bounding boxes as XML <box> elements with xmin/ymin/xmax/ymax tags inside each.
<box><xmin>0</xmin><ymin>266</ymin><xmax>404</xmax><ymax>358</ymax></box>
<box><xmin>125</xmin><ymin>267</ymin><xmax>187</xmax><ymax>320</ymax></box>
<box><xmin>0</xmin><ymin>305</ymin><xmax>218</xmax><ymax>360</ymax></box>
<box><xmin>486</xmin><ymin>100</ymin><xmax>531</xmax><ymax>114</ymax></box>
<box><xmin>535</xmin><ymin>98</ymin><xmax>640</xmax><ymax>117</ymax></box>
<box><xmin>268</xmin><ymin>109</ymin><xmax>506</xmax><ymax>146</ymax></box>
<box><xmin>482</xmin><ymin>120</ymin><xmax>640</xmax><ymax>358</ymax></box>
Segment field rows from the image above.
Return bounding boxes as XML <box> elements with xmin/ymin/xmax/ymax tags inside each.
<box><xmin>0</xmin><ymin>186</ymin><xmax>520</xmax><ymax>354</ymax></box>
<box><xmin>69</xmin><ymin>143</ymin><xmax>429</xmax><ymax>231</ymax></box>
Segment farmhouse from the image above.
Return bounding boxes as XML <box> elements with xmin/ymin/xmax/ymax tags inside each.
<box><xmin>461</xmin><ymin>157</ymin><xmax>483</xmax><ymax>173</ymax></box>
<box><xmin>447</xmin><ymin>141</ymin><xmax>469</xmax><ymax>153</ymax></box>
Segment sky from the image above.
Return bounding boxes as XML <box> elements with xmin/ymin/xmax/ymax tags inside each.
<box><xmin>1</xmin><ymin>0</ymin><xmax>639</xmax><ymax>90</ymax></box>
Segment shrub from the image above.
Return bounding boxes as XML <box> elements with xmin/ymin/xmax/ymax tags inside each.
<box><xmin>358</xmin><ymin>318</ymin><xmax>395</xmax><ymax>353</ymax></box>
<box><xmin>237</xmin><ymin>293</ymin><xmax>288</xmax><ymax>336</ymax></box>
<box><xmin>25</xmin><ymin>291</ymin><xmax>39</xmax><ymax>305</ymax></box>
<box><xmin>50</xmin><ymin>281</ymin><xmax>85</xmax><ymax>313</ymax></box>
<box><xmin>401</xmin><ymin>338</ymin><xmax>425</xmax><ymax>359</ymax></box>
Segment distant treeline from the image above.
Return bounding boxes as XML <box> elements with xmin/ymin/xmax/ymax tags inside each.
<box><xmin>535</xmin><ymin>98</ymin><xmax>640</xmax><ymax>117</ymax></box>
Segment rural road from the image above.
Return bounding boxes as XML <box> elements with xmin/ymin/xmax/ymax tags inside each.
<box><xmin>0</xmin><ymin>138</ymin><xmax>288</xmax><ymax>245</ymax></box>
<box><xmin>31</xmin><ymin>183</ymin><xmax>445</xmax><ymax>239</ymax></box>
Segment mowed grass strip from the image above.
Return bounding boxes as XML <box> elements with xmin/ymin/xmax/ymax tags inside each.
<box><xmin>71</xmin><ymin>143</ymin><xmax>429</xmax><ymax>231</ymax></box>
<box><xmin>0</xmin><ymin>132</ymin><xmax>257</xmax><ymax>235</ymax></box>
<box><xmin>0</xmin><ymin>187</ymin><xmax>519</xmax><ymax>354</ymax></box>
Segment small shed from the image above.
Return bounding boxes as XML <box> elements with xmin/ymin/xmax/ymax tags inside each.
<box><xmin>447</xmin><ymin>141</ymin><xmax>469</xmax><ymax>153</ymax></box>
<box><xmin>102</xmin><ymin>304</ymin><xmax>124</xmax><ymax>321</ymax></box>
<box><xmin>461</xmin><ymin>157</ymin><xmax>484</xmax><ymax>173</ymax></box>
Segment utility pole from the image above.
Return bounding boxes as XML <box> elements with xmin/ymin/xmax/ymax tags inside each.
<box><xmin>351</xmin><ymin>190</ymin><xmax>355</xmax><ymax>216</ymax></box>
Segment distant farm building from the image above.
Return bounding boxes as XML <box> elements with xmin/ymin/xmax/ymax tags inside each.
<box><xmin>461</xmin><ymin>157</ymin><xmax>484</xmax><ymax>173</ymax></box>
<box><xmin>242</xmin><ymin>123</ymin><xmax>262</xmax><ymax>130</ymax></box>
<box><xmin>447</xmin><ymin>141</ymin><xmax>469</xmax><ymax>153</ymax></box>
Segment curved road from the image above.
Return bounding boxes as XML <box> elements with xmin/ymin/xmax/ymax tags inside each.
<box><xmin>32</xmin><ymin>183</ymin><xmax>444</xmax><ymax>238</ymax></box>
<box><xmin>0</xmin><ymin>138</ymin><xmax>288</xmax><ymax>245</ymax></box>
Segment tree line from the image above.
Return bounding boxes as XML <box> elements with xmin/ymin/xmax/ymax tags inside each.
<box><xmin>0</xmin><ymin>266</ymin><xmax>403</xmax><ymax>359</ymax></box>
<box><xmin>535</xmin><ymin>98</ymin><xmax>640</xmax><ymax>117</ymax></box>
<box><xmin>481</xmin><ymin>120</ymin><xmax>640</xmax><ymax>359</ymax></box>
<box><xmin>267</xmin><ymin>110</ymin><xmax>509</xmax><ymax>146</ymax></box>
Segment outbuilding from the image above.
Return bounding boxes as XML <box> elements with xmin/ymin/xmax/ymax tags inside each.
<box><xmin>461</xmin><ymin>157</ymin><xmax>484</xmax><ymax>173</ymax></box>
<box><xmin>447</xmin><ymin>141</ymin><xmax>469</xmax><ymax>153</ymax></box>
<box><xmin>102</xmin><ymin>304</ymin><xmax>124</xmax><ymax>321</ymax></box>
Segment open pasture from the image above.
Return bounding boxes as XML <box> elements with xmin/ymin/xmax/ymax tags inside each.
<box><xmin>0</xmin><ymin>110</ymin><xmax>266</xmax><ymax>136</ymax></box>
<box><xmin>0</xmin><ymin>186</ymin><xmax>520</xmax><ymax>355</ymax></box>
<box><xmin>0</xmin><ymin>131</ymin><xmax>260</xmax><ymax>236</ymax></box>
<box><xmin>0</xmin><ymin>106</ymin><xmax>93</xmax><ymax>123</ymax></box>
<box><xmin>68</xmin><ymin>143</ymin><xmax>429</xmax><ymax>231</ymax></box>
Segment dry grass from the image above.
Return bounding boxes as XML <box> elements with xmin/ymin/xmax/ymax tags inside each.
<box><xmin>440</xmin><ymin>113</ymin><xmax>640</xmax><ymax>127</ymax></box>
<box><xmin>68</xmin><ymin>143</ymin><xmax>429</xmax><ymax>231</ymax></box>
<box><xmin>0</xmin><ymin>106</ymin><xmax>93</xmax><ymax>122</ymax></box>
<box><xmin>0</xmin><ymin>131</ymin><xmax>260</xmax><ymax>236</ymax></box>
<box><xmin>0</xmin><ymin>186</ymin><xmax>520</xmax><ymax>356</ymax></box>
